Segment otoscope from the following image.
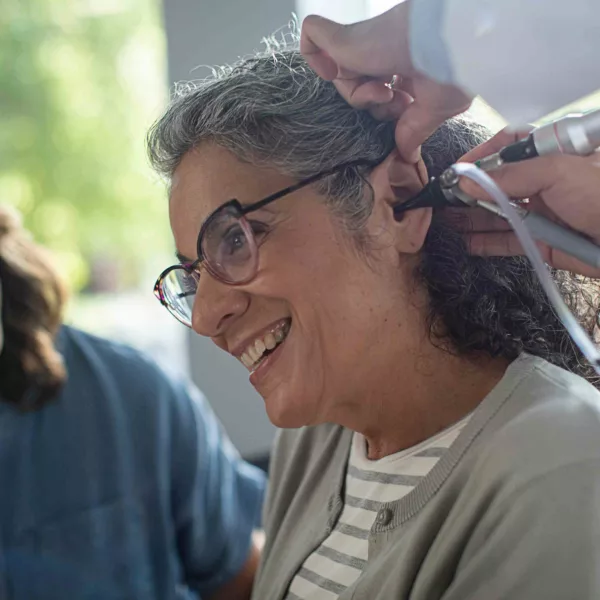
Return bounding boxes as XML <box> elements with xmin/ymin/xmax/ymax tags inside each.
<box><xmin>475</xmin><ymin>109</ymin><xmax>600</xmax><ymax>171</ymax></box>
<box><xmin>396</xmin><ymin>109</ymin><xmax>600</xmax><ymax>270</ymax></box>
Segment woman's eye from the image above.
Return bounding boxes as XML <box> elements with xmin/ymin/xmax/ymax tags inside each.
<box><xmin>222</xmin><ymin>225</ymin><xmax>249</xmax><ymax>255</ymax></box>
<box><xmin>219</xmin><ymin>220</ymin><xmax>270</xmax><ymax>258</ymax></box>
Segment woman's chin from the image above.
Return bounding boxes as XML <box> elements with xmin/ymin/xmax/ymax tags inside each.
<box><xmin>263</xmin><ymin>393</ymin><xmax>313</xmax><ymax>429</ymax></box>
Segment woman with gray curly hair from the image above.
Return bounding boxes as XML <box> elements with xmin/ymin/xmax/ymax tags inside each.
<box><xmin>149</xmin><ymin>41</ymin><xmax>600</xmax><ymax>600</ymax></box>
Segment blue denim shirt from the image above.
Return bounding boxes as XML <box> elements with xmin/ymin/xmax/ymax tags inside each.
<box><xmin>0</xmin><ymin>326</ymin><xmax>266</xmax><ymax>599</ymax></box>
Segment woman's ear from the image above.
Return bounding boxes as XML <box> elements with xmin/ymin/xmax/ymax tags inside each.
<box><xmin>369</xmin><ymin>150</ymin><xmax>432</xmax><ymax>255</ymax></box>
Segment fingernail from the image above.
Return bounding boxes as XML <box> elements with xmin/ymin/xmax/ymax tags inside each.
<box><xmin>408</xmin><ymin>146</ymin><xmax>422</xmax><ymax>164</ymax></box>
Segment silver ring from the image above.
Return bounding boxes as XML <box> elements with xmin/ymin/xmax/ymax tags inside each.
<box><xmin>385</xmin><ymin>75</ymin><xmax>399</xmax><ymax>90</ymax></box>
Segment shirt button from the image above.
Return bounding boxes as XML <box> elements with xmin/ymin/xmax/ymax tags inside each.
<box><xmin>376</xmin><ymin>508</ymin><xmax>393</xmax><ymax>526</ymax></box>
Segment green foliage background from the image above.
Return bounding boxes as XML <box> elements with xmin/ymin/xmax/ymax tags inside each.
<box><xmin>1</xmin><ymin>0</ymin><xmax>170</xmax><ymax>291</ymax></box>
<box><xmin>3</xmin><ymin>0</ymin><xmax>599</xmax><ymax>296</ymax></box>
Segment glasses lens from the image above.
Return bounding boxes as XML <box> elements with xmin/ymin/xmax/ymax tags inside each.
<box><xmin>160</xmin><ymin>267</ymin><xmax>198</xmax><ymax>326</ymax></box>
<box><xmin>201</xmin><ymin>205</ymin><xmax>256</xmax><ymax>283</ymax></box>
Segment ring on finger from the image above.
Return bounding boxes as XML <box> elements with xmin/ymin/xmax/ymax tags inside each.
<box><xmin>385</xmin><ymin>74</ymin><xmax>402</xmax><ymax>90</ymax></box>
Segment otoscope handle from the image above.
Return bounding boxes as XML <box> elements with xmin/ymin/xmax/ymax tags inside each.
<box><xmin>475</xmin><ymin>199</ymin><xmax>600</xmax><ymax>270</ymax></box>
<box><xmin>477</xmin><ymin>109</ymin><xmax>600</xmax><ymax>171</ymax></box>
<box><xmin>523</xmin><ymin>211</ymin><xmax>600</xmax><ymax>269</ymax></box>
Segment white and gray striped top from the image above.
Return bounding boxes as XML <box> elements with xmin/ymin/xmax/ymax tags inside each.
<box><xmin>285</xmin><ymin>417</ymin><xmax>470</xmax><ymax>600</ymax></box>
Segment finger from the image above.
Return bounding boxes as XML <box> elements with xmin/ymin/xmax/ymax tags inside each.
<box><xmin>467</xmin><ymin>230</ymin><xmax>527</xmax><ymax>257</ymax></box>
<box><xmin>303</xmin><ymin>51</ymin><xmax>339</xmax><ymax>81</ymax></box>
<box><xmin>301</xmin><ymin>8</ymin><xmax>412</xmax><ymax>78</ymax></box>
<box><xmin>445</xmin><ymin>207</ymin><xmax>513</xmax><ymax>233</ymax></box>
<box><xmin>466</xmin><ymin>231</ymin><xmax>600</xmax><ymax>277</ymax></box>
<box><xmin>300</xmin><ymin>15</ymin><xmax>344</xmax><ymax>80</ymax></box>
<box><xmin>369</xmin><ymin>90</ymin><xmax>413</xmax><ymax>121</ymax></box>
<box><xmin>459</xmin><ymin>154</ymin><xmax>572</xmax><ymax>201</ymax></box>
<box><xmin>334</xmin><ymin>77</ymin><xmax>394</xmax><ymax>109</ymax></box>
<box><xmin>459</xmin><ymin>126</ymin><xmax>534</xmax><ymax>163</ymax></box>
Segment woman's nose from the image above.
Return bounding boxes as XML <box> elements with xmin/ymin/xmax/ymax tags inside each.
<box><xmin>190</xmin><ymin>273</ymin><xmax>249</xmax><ymax>338</ymax></box>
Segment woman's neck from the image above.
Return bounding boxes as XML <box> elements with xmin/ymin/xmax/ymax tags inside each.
<box><xmin>339</xmin><ymin>345</ymin><xmax>509</xmax><ymax>461</ymax></box>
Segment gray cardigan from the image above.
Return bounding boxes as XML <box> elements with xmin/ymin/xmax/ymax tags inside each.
<box><xmin>252</xmin><ymin>355</ymin><xmax>600</xmax><ymax>600</ymax></box>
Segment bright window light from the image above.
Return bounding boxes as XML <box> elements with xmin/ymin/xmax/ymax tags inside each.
<box><xmin>368</xmin><ymin>0</ymin><xmax>401</xmax><ymax>17</ymax></box>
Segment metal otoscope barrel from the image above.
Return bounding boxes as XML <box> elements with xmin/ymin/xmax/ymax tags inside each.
<box><xmin>476</xmin><ymin>109</ymin><xmax>600</xmax><ymax>171</ymax></box>
<box><xmin>533</xmin><ymin>109</ymin><xmax>600</xmax><ymax>157</ymax></box>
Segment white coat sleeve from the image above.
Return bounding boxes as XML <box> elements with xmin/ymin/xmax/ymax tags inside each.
<box><xmin>409</xmin><ymin>0</ymin><xmax>600</xmax><ymax>125</ymax></box>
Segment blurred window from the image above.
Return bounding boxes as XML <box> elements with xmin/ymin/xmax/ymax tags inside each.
<box><xmin>2</xmin><ymin>0</ymin><xmax>187</xmax><ymax>376</ymax></box>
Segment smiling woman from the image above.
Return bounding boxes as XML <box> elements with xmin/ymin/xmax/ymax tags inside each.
<box><xmin>148</xmin><ymin>37</ymin><xmax>600</xmax><ymax>600</ymax></box>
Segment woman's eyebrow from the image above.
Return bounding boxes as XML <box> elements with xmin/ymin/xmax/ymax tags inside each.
<box><xmin>175</xmin><ymin>250</ymin><xmax>195</xmax><ymax>264</ymax></box>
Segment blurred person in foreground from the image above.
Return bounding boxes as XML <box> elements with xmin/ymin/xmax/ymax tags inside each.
<box><xmin>149</xmin><ymin>40</ymin><xmax>600</xmax><ymax>600</ymax></box>
<box><xmin>0</xmin><ymin>204</ymin><xmax>265</xmax><ymax>599</ymax></box>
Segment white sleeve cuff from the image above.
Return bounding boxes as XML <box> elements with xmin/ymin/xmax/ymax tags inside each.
<box><xmin>409</xmin><ymin>0</ymin><xmax>454</xmax><ymax>84</ymax></box>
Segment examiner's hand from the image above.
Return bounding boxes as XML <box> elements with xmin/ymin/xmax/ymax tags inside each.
<box><xmin>300</xmin><ymin>2</ymin><xmax>472</xmax><ymax>163</ymax></box>
<box><xmin>454</xmin><ymin>128</ymin><xmax>600</xmax><ymax>278</ymax></box>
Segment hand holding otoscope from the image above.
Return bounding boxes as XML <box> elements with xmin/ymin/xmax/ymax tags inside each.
<box><xmin>397</xmin><ymin>109</ymin><xmax>600</xmax><ymax>276</ymax></box>
<box><xmin>475</xmin><ymin>110</ymin><xmax>600</xmax><ymax>171</ymax></box>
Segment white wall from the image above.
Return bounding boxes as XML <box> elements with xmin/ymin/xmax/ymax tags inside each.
<box><xmin>367</xmin><ymin>0</ymin><xmax>400</xmax><ymax>17</ymax></box>
<box><xmin>296</xmin><ymin>0</ymin><xmax>367</xmax><ymax>23</ymax></box>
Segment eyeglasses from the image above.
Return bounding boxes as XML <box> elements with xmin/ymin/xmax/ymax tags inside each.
<box><xmin>154</xmin><ymin>159</ymin><xmax>380</xmax><ymax>327</ymax></box>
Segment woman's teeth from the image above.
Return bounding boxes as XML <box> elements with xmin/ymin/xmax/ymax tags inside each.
<box><xmin>240</xmin><ymin>322</ymin><xmax>290</xmax><ymax>370</ymax></box>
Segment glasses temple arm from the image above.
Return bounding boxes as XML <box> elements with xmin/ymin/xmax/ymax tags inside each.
<box><xmin>243</xmin><ymin>159</ymin><xmax>383</xmax><ymax>214</ymax></box>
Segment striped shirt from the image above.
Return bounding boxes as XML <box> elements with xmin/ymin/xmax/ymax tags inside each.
<box><xmin>285</xmin><ymin>417</ymin><xmax>470</xmax><ymax>600</ymax></box>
